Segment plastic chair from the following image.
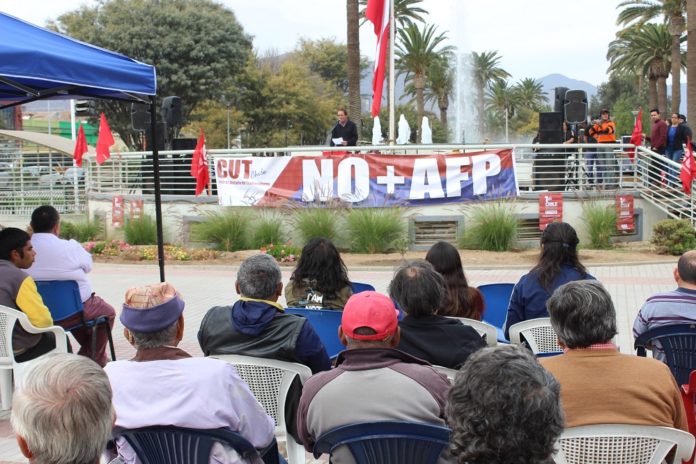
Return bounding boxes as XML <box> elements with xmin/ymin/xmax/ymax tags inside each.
<box><xmin>284</xmin><ymin>307</ymin><xmax>344</xmax><ymax>358</ymax></box>
<box><xmin>445</xmin><ymin>317</ymin><xmax>497</xmax><ymax>347</ymax></box>
<box><xmin>0</xmin><ymin>304</ymin><xmax>68</xmax><ymax>409</ymax></box>
<box><xmin>313</xmin><ymin>421</ymin><xmax>451</xmax><ymax>464</ymax></box>
<box><xmin>120</xmin><ymin>426</ymin><xmax>280</xmax><ymax>464</ymax></box>
<box><xmin>350</xmin><ymin>282</ymin><xmax>376</xmax><ymax>294</ymax></box>
<box><xmin>34</xmin><ymin>280</ymin><xmax>115</xmax><ymax>362</ymax></box>
<box><xmin>477</xmin><ymin>283</ymin><xmax>514</xmax><ymax>342</ymax></box>
<box><xmin>508</xmin><ymin>318</ymin><xmax>563</xmax><ymax>356</ymax></box>
<box><xmin>634</xmin><ymin>323</ymin><xmax>696</xmax><ymax>385</ymax></box>
<box><xmin>680</xmin><ymin>370</ymin><xmax>696</xmax><ymax>464</ymax></box>
<box><xmin>211</xmin><ymin>354</ymin><xmax>311</xmax><ymax>464</ymax></box>
<box><xmin>554</xmin><ymin>424</ymin><xmax>695</xmax><ymax>464</ymax></box>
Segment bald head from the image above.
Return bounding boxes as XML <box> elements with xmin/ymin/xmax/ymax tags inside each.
<box><xmin>677</xmin><ymin>251</ymin><xmax>696</xmax><ymax>285</ymax></box>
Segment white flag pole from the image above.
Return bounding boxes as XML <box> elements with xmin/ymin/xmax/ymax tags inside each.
<box><xmin>388</xmin><ymin>0</ymin><xmax>395</xmax><ymax>145</ymax></box>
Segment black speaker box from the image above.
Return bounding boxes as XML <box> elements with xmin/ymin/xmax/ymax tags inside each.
<box><xmin>564</xmin><ymin>90</ymin><xmax>588</xmax><ymax>124</ymax></box>
<box><xmin>172</xmin><ymin>138</ymin><xmax>197</xmax><ymax>151</ymax></box>
<box><xmin>533</xmin><ymin>148</ymin><xmax>566</xmax><ymax>191</ymax></box>
<box><xmin>554</xmin><ymin>87</ymin><xmax>569</xmax><ymax>113</ymax></box>
<box><xmin>131</xmin><ymin>103</ymin><xmax>149</xmax><ymax>132</ymax></box>
<box><xmin>538</xmin><ymin>130</ymin><xmax>564</xmax><ymax>144</ymax></box>
<box><xmin>161</xmin><ymin>96</ymin><xmax>183</xmax><ymax>128</ymax></box>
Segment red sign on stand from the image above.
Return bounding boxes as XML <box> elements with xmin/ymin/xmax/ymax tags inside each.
<box><xmin>616</xmin><ymin>195</ymin><xmax>635</xmax><ymax>231</ymax></box>
<box><xmin>112</xmin><ymin>195</ymin><xmax>124</xmax><ymax>227</ymax></box>
<box><xmin>129</xmin><ymin>199</ymin><xmax>144</xmax><ymax>220</ymax></box>
<box><xmin>539</xmin><ymin>193</ymin><xmax>563</xmax><ymax>230</ymax></box>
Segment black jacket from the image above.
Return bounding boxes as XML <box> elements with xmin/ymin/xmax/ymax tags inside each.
<box><xmin>330</xmin><ymin>120</ymin><xmax>358</xmax><ymax>146</ymax></box>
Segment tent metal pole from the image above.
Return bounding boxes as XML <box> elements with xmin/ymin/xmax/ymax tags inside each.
<box><xmin>149</xmin><ymin>96</ymin><xmax>166</xmax><ymax>282</ymax></box>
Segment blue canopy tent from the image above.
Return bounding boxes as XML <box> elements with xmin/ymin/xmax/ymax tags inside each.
<box><xmin>0</xmin><ymin>12</ymin><xmax>168</xmax><ymax>281</ymax></box>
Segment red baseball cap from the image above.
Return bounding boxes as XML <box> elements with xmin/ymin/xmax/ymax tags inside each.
<box><xmin>341</xmin><ymin>291</ymin><xmax>398</xmax><ymax>341</ymax></box>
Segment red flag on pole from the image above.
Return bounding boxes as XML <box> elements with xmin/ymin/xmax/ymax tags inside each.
<box><xmin>680</xmin><ymin>136</ymin><xmax>696</xmax><ymax>194</ymax></box>
<box><xmin>96</xmin><ymin>113</ymin><xmax>114</xmax><ymax>165</ymax></box>
<box><xmin>191</xmin><ymin>128</ymin><xmax>209</xmax><ymax>196</ymax></box>
<box><xmin>73</xmin><ymin>124</ymin><xmax>88</xmax><ymax>167</ymax></box>
<box><xmin>366</xmin><ymin>0</ymin><xmax>390</xmax><ymax>118</ymax></box>
<box><xmin>628</xmin><ymin>107</ymin><xmax>643</xmax><ymax>161</ymax></box>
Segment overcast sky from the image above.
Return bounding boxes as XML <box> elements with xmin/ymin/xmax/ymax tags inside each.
<box><xmin>3</xmin><ymin>0</ymin><xmax>625</xmax><ymax>85</ymax></box>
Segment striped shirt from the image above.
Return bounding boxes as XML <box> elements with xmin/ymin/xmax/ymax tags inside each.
<box><xmin>633</xmin><ymin>287</ymin><xmax>696</xmax><ymax>360</ymax></box>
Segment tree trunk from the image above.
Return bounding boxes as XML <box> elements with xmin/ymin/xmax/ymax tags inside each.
<box><xmin>657</xmin><ymin>75</ymin><xmax>668</xmax><ymax>116</ymax></box>
<box><xmin>688</xmin><ymin>0</ymin><xmax>696</xmax><ymax>122</ymax></box>
<box><xmin>439</xmin><ymin>94</ymin><xmax>449</xmax><ymax>138</ymax></box>
<box><xmin>414</xmin><ymin>74</ymin><xmax>426</xmax><ymax>143</ymax></box>
<box><xmin>477</xmin><ymin>82</ymin><xmax>485</xmax><ymax>139</ymax></box>
<box><xmin>668</xmin><ymin>14</ymin><xmax>684</xmax><ymax>115</ymax></box>
<box><xmin>648</xmin><ymin>76</ymin><xmax>658</xmax><ymax>112</ymax></box>
<box><xmin>346</xmin><ymin>0</ymin><xmax>362</xmax><ymax>138</ymax></box>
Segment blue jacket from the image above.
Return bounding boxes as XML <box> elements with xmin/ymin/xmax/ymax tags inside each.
<box><xmin>504</xmin><ymin>265</ymin><xmax>595</xmax><ymax>339</ymax></box>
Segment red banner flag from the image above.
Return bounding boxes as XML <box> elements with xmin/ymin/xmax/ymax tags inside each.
<box><xmin>539</xmin><ymin>193</ymin><xmax>563</xmax><ymax>230</ymax></box>
<box><xmin>73</xmin><ymin>124</ymin><xmax>88</xmax><ymax>167</ymax></box>
<box><xmin>191</xmin><ymin>128</ymin><xmax>209</xmax><ymax>196</ymax></box>
<box><xmin>112</xmin><ymin>195</ymin><xmax>124</xmax><ymax>227</ymax></box>
<box><xmin>628</xmin><ymin>107</ymin><xmax>642</xmax><ymax>161</ymax></box>
<box><xmin>680</xmin><ymin>136</ymin><xmax>696</xmax><ymax>195</ymax></box>
<box><xmin>96</xmin><ymin>113</ymin><xmax>115</xmax><ymax>165</ymax></box>
<box><xmin>615</xmin><ymin>194</ymin><xmax>635</xmax><ymax>231</ymax></box>
<box><xmin>366</xmin><ymin>0</ymin><xmax>390</xmax><ymax>118</ymax></box>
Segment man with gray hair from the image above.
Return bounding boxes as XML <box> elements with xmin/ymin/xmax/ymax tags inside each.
<box><xmin>12</xmin><ymin>353</ymin><xmax>113</xmax><ymax>464</ymax></box>
<box><xmin>447</xmin><ymin>345</ymin><xmax>563</xmax><ymax>464</ymax></box>
<box><xmin>389</xmin><ymin>260</ymin><xmax>485</xmax><ymax>368</ymax></box>
<box><xmin>198</xmin><ymin>253</ymin><xmax>330</xmax><ymax>373</ymax></box>
<box><xmin>541</xmin><ymin>280</ymin><xmax>687</xmax><ymax>431</ymax></box>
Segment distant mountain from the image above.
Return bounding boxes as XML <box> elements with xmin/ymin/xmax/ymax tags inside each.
<box><xmin>538</xmin><ymin>73</ymin><xmax>597</xmax><ymax>109</ymax></box>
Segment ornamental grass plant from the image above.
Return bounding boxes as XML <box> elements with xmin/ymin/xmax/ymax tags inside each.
<box><xmin>345</xmin><ymin>208</ymin><xmax>406</xmax><ymax>253</ymax></box>
<box><xmin>123</xmin><ymin>215</ymin><xmax>158</xmax><ymax>245</ymax></box>
<box><xmin>293</xmin><ymin>207</ymin><xmax>341</xmax><ymax>244</ymax></box>
<box><xmin>460</xmin><ymin>202</ymin><xmax>518</xmax><ymax>252</ymax></box>
<box><xmin>581</xmin><ymin>202</ymin><xmax>616</xmax><ymax>249</ymax></box>
<box><xmin>193</xmin><ymin>210</ymin><xmax>249</xmax><ymax>251</ymax></box>
<box><xmin>252</xmin><ymin>214</ymin><xmax>285</xmax><ymax>249</ymax></box>
<box><xmin>60</xmin><ymin>219</ymin><xmax>103</xmax><ymax>242</ymax></box>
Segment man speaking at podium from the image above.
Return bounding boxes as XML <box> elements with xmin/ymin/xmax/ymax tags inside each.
<box><xmin>330</xmin><ymin>108</ymin><xmax>358</xmax><ymax>147</ymax></box>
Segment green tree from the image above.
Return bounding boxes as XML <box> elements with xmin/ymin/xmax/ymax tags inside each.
<box><xmin>687</xmin><ymin>0</ymin><xmax>696</xmax><ymax>121</ymax></box>
<box><xmin>359</xmin><ymin>0</ymin><xmax>428</xmax><ymax>28</ymax></box>
<box><xmin>50</xmin><ymin>0</ymin><xmax>252</xmax><ymax>150</ymax></box>
<box><xmin>347</xmin><ymin>0</ymin><xmax>362</xmax><ymax>136</ymax></box>
<box><xmin>514</xmin><ymin>78</ymin><xmax>546</xmax><ymax>112</ymax></box>
<box><xmin>470</xmin><ymin>51</ymin><xmax>511</xmax><ymax>139</ymax></box>
<box><xmin>485</xmin><ymin>80</ymin><xmax>518</xmax><ymax>141</ymax></box>
<box><xmin>396</xmin><ymin>23</ymin><xmax>453</xmax><ymax>143</ymax></box>
<box><xmin>616</xmin><ymin>0</ymin><xmax>685</xmax><ymax>114</ymax></box>
<box><xmin>590</xmin><ymin>74</ymin><xmax>647</xmax><ymax>117</ymax></box>
<box><xmin>404</xmin><ymin>55</ymin><xmax>454</xmax><ymax>138</ymax></box>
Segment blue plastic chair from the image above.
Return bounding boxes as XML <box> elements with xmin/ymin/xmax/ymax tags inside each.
<box><xmin>635</xmin><ymin>323</ymin><xmax>696</xmax><ymax>385</ymax></box>
<box><xmin>477</xmin><ymin>283</ymin><xmax>514</xmax><ymax>342</ymax></box>
<box><xmin>120</xmin><ymin>426</ymin><xmax>280</xmax><ymax>464</ymax></box>
<box><xmin>285</xmin><ymin>307</ymin><xmax>344</xmax><ymax>358</ymax></box>
<box><xmin>34</xmin><ymin>280</ymin><xmax>115</xmax><ymax>362</ymax></box>
<box><xmin>313</xmin><ymin>421</ymin><xmax>451</xmax><ymax>464</ymax></box>
<box><xmin>351</xmin><ymin>282</ymin><xmax>376</xmax><ymax>294</ymax></box>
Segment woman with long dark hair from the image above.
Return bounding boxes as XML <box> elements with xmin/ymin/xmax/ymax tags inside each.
<box><xmin>425</xmin><ymin>241</ymin><xmax>484</xmax><ymax>320</ymax></box>
<box><xmin>504</xmin><ymin>222</ymin><xmax>594</xmax><ymax>339</ymax></box>
<box><xmin>285</xmin><ymin>237</ymin><xmax>352</xmax><ymax>309</ymax></box>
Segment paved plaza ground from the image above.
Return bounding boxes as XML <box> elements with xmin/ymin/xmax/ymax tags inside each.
<box><xmin>0</xmin><ymin>258</ymin><xmax>680</xmax><ymax>463</ymax></box>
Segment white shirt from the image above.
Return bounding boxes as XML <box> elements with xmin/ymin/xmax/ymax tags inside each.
<box><xmin>27</xmin><ymin>232</ymin><xmax>93</xmax><ymax>302</ymax></box>
<box><xmin>105</xmin><ymin>356</ymin><xmax>275</xmax><ymax>464</ymax></box>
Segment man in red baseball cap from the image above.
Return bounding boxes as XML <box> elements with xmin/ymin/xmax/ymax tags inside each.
<box><xmin>296</xmin><ymin>291</ymin><xmax>451</xmax><ymax>462</ymax></box>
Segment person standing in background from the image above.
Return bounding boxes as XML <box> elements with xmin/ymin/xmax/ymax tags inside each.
<box><xmin>330</xmin><ymin>108</ymin><xmax>358</xmax><ymax>147</ymax></box>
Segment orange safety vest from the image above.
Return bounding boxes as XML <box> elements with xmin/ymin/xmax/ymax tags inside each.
<box><xmin>589</xmin><ymin>120</ymin><xmax>616</xmax><ymax>143</ymax></box>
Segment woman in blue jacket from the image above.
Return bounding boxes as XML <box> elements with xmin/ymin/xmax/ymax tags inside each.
<box><xmin>504</xmin><ymin>222</ymin><xmax>594</xmax><ymax>339</ymax></box>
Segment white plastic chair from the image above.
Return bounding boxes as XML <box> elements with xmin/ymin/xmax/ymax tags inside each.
<box><xmin>0</xmin><ymin>304</ymin><xmax>68</xmax><ymax>409</ymax></box>
<box><xmin>554</xmin><ymin>424</ymin><xmax>695</xmax><ymax>464</ymax></box>
<box><xmin>508</xmin><ymin>318</ymin><xmax>563</xmax><ymax>355</ymax></box>
<box><xmin>211</xmin><ymin>354</ymin><xmax>312</xmax><ymax>464</ymax></box>
<box><xmin>446</xmin><ymin>317</ymin><xmax>498</xmax><ymax>347</ymax></box>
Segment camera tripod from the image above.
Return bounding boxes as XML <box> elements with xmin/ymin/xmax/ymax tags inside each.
<box><xmin>564</xmin><ymin>151</ymin><xmax>587</xmax><ymax>190</ymax></box>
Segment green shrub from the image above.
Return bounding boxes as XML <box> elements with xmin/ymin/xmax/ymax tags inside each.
<box><xmin>59</xmin><ymin>219</ymin><xmax>103</xmax><ymax>242</ymax></box>
<box><xmin>652</xmin><ymin>219</ymin><xmax>696</xmax><ymax>255</ymax></box>
<box><xmin>252</xmin><ymin>215</ymin><xmax>285</xmax><ymax>248</ymax></box>
<box><xmin>124</xmin><ymin>215</ymin><xmax>158</xmax><ymax>245</ymax></box>
<box><xmin>582</xmin><ymin>202</ymin><xmax>616</xmax><ymax>249</ymax></box>
<box><xmin>193</xmin><ymin>210</ymin><xmax>249</xmax><ymax>251</ymax></box>
<box><xmin>461</xmin><ymin>202</ymin><xmax>518</xmax><ymax>252</ymax></box>
<box><xmin>294</xmin><ymin>208</ymin><xmax>340</xmax><ymax>244</ymax></box>
<box><xmin>345</xmin><ymin>208</ymin><xmax>406</xmax><ymax>253</ymax></box>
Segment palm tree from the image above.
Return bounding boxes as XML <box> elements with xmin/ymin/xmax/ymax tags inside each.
<box><xmin>688</xmin><ymin>0</ymin><xmax>696</xmax><ymax>121</ymax></box>
<box><xmin>470</xmin><ymin>51</ymin><xmax>510</xmax><ymax>139</ymax></box>
<box><xmin>485</xmin><ymin>80</ymin><xmax>518</xmax><ymax>141</ymax></box>
<box><xmin>396</xmin><ymin>23</ymin><xmax>453</xmax><ymax>142</ymax></box>
<box><xmin>616</xmin><ymin>0</ymin><xmax>685</xmax><ymax>114</ymax></box>
<box><xmin>607</xmin><ymin>23</ymin><xmax>682</xmax><ymax>114</ymax></box>
<box><xmin>347</xmin><ymin>0</ymin><xmax>361</xmax><ymax>136</ymax></box>
<box><xmin>514</xmin><ymin>77</ymin><xmax>546</xmax><ymax>112</ymax></box>
<box><xmin>359</xmin><ymin>0</ymin><xmax>428</xmax><ymax>28</ymax></box>
<box><xmin>405</xmin><ymin>55</ymin><xmax>454</xmax><ymax>137</ymax></box>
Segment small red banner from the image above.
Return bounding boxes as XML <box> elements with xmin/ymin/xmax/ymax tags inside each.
<box><xmin>616</xmin><ymin>195</ymin><xmax>635</xmax><ymax>231</ymax></box>
<box><xmin>539</xmin><ymin>193</ymin><xmax>563</xmax><ymax>230</ymax></box>
<box><xmin>112</xmin><ymin>195</ymin><xmax>124</xmax><ymax>227</ymax></box>
<box><xmin>129</xmin><ymin>199</ymin><xmax>144</xmax><ymax>219</ymax></box>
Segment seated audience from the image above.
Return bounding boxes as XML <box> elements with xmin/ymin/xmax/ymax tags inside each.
<box><xmin>541</xmin><ymin>280</ymin><xmax>687</xmax><ymax>430</ymax></box>
<box><xmin>425</xmin><ymin>241</ymin><xmax>484</xmax><ymax>319</ymax></box>
<box><xmin>389</xmin><ymin>260</ymin><xmax>486</xmax><ymax>368</ymax></box>
<box><xmin>297</xmin><ymin>291</ymin><xmax>451</xmax><ymax>462</ymax></box>
<box><xmin>106</xmin><ymin>282</ymin><xmax>275</xmax><ymax>464</ymax></box>
<box><xmin>633</xmin><ymin>250</ymin><xmax>696</xmax><ymax>361</ymax></box>
<box><xmin>447</xmin><ymin>345</ymin><xmax>564</xmax><ymax>464</ymax></box>
<box><xmin>27</xmin><ymin>205</ymin><xmax>115</xmax><ymax>366</ymax></box>
<box><xmin>12</xmin><ymin>353</ymin><xmax>114</xmax><ymax>464</ymax></box>
<box><xmin>0</xmin><ymin>227</ymin><xmax>55</xmax><ymax>362</ymax></box>
<box><xmin>505</xmin><ymin>222</ymin><xmax>594</xmax><ymax>338</ymax></box>
<box><xmin>285</xmin><ymin>238</ymin><xmax>352</xmax><ymax>309</ymax></box>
